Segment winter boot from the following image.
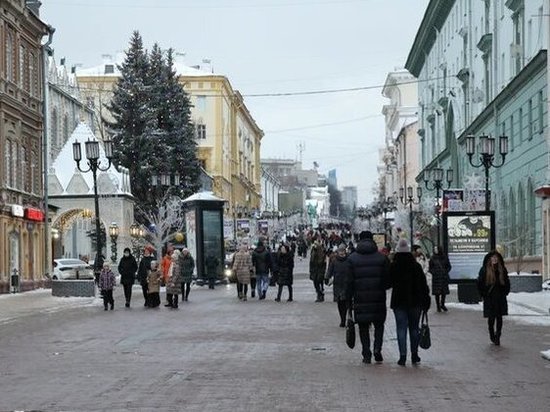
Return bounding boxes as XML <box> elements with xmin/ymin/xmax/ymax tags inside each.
<box><xmin>435</xmin><ymin>295</ymin><xmax>441</xmax><ymax>312</ymax></box>
<box><xmin>319</xmin><ymin>292</ymin><xmax>325</xmax><ymax>302</ymax></box>
<box><xmin>441</xmin><ymin>295</ymin><xmax>448</xmax><ymax>312</ymax></box>
<box><xmin>488</xmin><ymin>326</ymin><xmax>496</xmax><ymax>344</ymax></box>
<box><xmin>411</xmin><ymin>353</ymin><xmax>421</xmax><ymax>364</ymax></box>
<box><xmin>287</xmin><ymin>288</ymin><xmax>293</xmax><ymax>302</ymax></box>
<box><xmin>397</xmin><ymin>356</ymin><xmax>406</xmax><ymax>366</ymax></box>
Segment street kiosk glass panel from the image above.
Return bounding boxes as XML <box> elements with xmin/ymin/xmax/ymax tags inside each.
<box><xmin>202</xmin><ymin>210</ymin><xmax>222</xmax><ymax>276</ymax></box>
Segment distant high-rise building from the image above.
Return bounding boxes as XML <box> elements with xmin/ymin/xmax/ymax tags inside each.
<box><xmin>342</xmin><ymin>186</ymin><xmax>358</xmax><ymax>210</ymax></box>
<box><xmin>328</xmin><ymin>169</ymin><xmax>337</xmax><ymax>188</ymax></box>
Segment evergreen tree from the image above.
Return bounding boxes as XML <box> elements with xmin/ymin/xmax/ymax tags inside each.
<box><xmin>108</xmin><ymin>33</ymin><xmax>201</xmax><ymax>221</ymax></box>
<box><xmin>108</xmin><ymin>31</ymin><xmax>155</xmax><ymax>216</ymax></box>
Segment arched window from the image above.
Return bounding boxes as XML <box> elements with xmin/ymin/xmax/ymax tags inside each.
<box><xmin>527</xmin><ymin>179</ymin><xmax>536</xmax><ymax>255</ymax></box>
<box><xmin>6</xmin><ymin>30</ymin><xmax>14</xmax><ymax>81</ymax></box>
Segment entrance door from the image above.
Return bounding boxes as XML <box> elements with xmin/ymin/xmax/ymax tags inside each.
<box><xmin>9</xmin><ymin>231</ymin><xmax>20</xmax><ymax>288</ymax></box>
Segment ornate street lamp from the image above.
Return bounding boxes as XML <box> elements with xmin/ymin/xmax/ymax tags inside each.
<box><xmin>73</xmin><ymin>138</ymin><xmax>113</xmax><ymax>281</ymax></box>
<box><xmin>465</xmin><ymin>134</ymin><xmax>508</xmax><ymax>211</ymax></box>
<box><xmin>399</xmin><ymin>186</ymin><xmax>422</xmax><ymax>245</ymax></box>
<box><xmin>109</xmin><ymin>222</ymin><xmax>119</xmax><ymax>263</ymax></box>
<box><xmin>130</xmin><ymin>222</ymin><xmax>142</xmax><ymax>259</ymax></box>
<box><xmin>383</xmin><ymin>197</ymin><xmax>396</xmax><ymax>246</ymax></box>
<box><xmin>424</xmin><ymin>167</ymin><xmax>453</xmax><ymax>248</ymax></box>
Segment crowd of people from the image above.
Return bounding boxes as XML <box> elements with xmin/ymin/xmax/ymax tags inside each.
<box><xmin>98</xmin><ymin>223</ymin><xmax>510</xmax><ymax>365</ymax></box>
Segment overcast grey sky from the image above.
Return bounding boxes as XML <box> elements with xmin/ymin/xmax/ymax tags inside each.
<box><xmin>42</xmin><ymin>0</ymin><xmax>429</xmax><ymax>206</ymax></box>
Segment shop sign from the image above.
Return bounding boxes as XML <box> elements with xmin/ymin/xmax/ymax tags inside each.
<box><xmin>25</xmin><ymin>208</ymin><xmax>45</xmax><ymax>222</ymax></box>
<box><xmin>11</xmin><ymin>205</ymin><xmax>24</xmax><ymax>217</ymax></box>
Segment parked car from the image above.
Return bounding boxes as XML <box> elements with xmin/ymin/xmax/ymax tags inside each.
<box><xmin>52</xmin><ymin>259</ymin><xmax>94</xmax><ymax>280</ymax></box>
<box><xmin>543</xmin><ymin>279</ymin><xmax>550</xmax><ymax>290</ymax></box>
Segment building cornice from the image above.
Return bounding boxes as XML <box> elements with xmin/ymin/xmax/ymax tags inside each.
<box><xmin>405</xmin><ymin>0</ymin><xmax>455</xmax><ymax>78</ymax></box>
<box><xmin>457</xmin><ymin>50</ymin><xmax>547</xmax><ymax>141</ymax></box>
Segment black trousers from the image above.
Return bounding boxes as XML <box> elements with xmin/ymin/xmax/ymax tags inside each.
<box><xmin>250</xmin><ymin>278</ymin><xmax>256</xmax><ymax>296</ymax></box>
<box><xmin>122</xmin><ymin>283</ymin><xmax>132</xmax><ymax>304</ymax></box>
<box><xmin>140</xmin><ymin>281</ymin><xmax>148</xmax><ymax>305</ymax></box>
<box><xmin>337</xmin><ymin>300</ymin><xmax>347</xmax><ymax>324</ymax></box>
<box><xmin>182</xmin><ymin>282</ymin><xmax>191</xmax><ymax>300</ymax></box>
<box><xmin>488</xmin><ymin>316</ymin><xmax>503</xmax><ymax>336</ymax></box>
<box><xmin>166</xmin><ymin>293</ymin><xmax>179</xmax><ymax>307</ymax></box>
<box><xmin>276</xmin><ymin>284</ymin><xmax>293</xmax><ymax>300</ymax></box>
<box><xmin>102</xmin><ymin>289</ymin><xmax>114</xmax><ymax>309</ymax></box>
<box><xmin>358</xmin><ymin>321</ymin><xmax>384</xmax><ymax>358</ymax></box>
<box><xmin>237</xmin><ymin>282</ymin><xmax>249</xmax><ymax>297</ymax></box>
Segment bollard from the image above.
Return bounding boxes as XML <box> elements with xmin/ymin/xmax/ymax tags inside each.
<box><xmin>11</xmin><ymin>268</ymin><xmax>20</xmax><ymax>293</ymax></box>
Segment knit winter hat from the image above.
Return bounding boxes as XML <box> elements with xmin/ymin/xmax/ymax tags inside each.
<box><xmin>396</xmin><ymin>239</ymin><xmax>410</xmax><ymax>253</ymax></box>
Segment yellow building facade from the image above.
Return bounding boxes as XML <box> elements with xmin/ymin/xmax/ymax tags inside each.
<box><xmin>76</xmin><ymin>58</ymin><xmax>262</xmax><ymax>218</ymax></box>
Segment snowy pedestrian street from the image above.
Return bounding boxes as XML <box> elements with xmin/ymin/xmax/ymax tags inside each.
<box><xmin>1</xmin><ymin>259</ymin><xmax>549</xmax><ymax>412</ymax></box>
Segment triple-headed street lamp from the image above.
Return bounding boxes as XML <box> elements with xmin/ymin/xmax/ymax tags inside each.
<box><xmin>466</xmin><ymin>134</ymin><xmax>508</xmax><ymax>211</ymax></box>
<box><xmin>130</xmin><ymin>223</ymin><xmax>145</xmax><ymax>259</ymax></box>
<box><xmin>109</xmin><ymin>223</ymin><xmax>119</xmax><ymax>263</ymax></box>
<box><xmin>399</xmin><ymin>186</ymin><xmax>422</xmax><ymax>246</ymax></box>
<box><xmin>424</xmin><ymin>167</ymin><xmax>453</xmax><ymax>249</ymax></box>
<box><xmin>73</xmin><ymin>138</ymin><xmax>113</xmax><ymax>280</ymax></box>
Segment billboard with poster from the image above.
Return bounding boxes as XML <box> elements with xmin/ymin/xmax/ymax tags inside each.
<box><xmin>442</xmin><ymin>211</ymin><xmax>495</xmax><ymax>282</ymax></box>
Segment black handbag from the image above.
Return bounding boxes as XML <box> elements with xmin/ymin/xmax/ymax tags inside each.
<box><xmin>419</xmin><ymin>310</ymin><xmax>431</xmax><ymax>350</ymax></box>
<box><xmin>345</xmin><ymin>308</ymin><xmax>356</xmax><ymax>349</ymax></box>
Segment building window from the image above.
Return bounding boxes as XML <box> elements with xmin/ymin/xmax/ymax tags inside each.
<box><xmin>21</xmin><ymin>146</ymin><xmax>28</xmax><ymax>192</ymax></box>
<box><xmin>196</xmin><ymin>95</ymin><xmax>206</xmax><ymax>111</ymax></box>
<box><xmin>512</xmin><ymin>8</ymin><xmax>524</xmax><ymax>74</ymax></box>
<box><xmin>6</xmin><ymin>30</ymin><xmax>14</xmax><ymax>82</ymax></box>
<box><xmin>5</xmin><ymin>139</ymin><xmax>12</xmax><ymax>187</ymax></box>
<box><xmin>528</xmin><ymin>98</ymin><xmax>533</xmax><ymax>139</ymax></box>
<box><xmin>19</xmin><ymin>44</ymin><xmax>25</xmax><ymax>88</ymax></box>
<box><xmin>538</xmin><ymin>90</ymin><xmax>544</xmax><ymax>134</ymax></box>
<box><xmin>518</xmin><ymin>106</ymin><xmax>523</xmax><ymax>142</ymax></box>
<box><xmin>29</xmin><ymin>52</ymin><xmax>37</xmax><ymax>96</ymax></box>
<box><xmin>197</xmin><ymin>124</ymin><xmax>206</xmax><ymax>139</ymax></box>
<box><xmin>12</xmin><ymin>141</ymin><xmax>18</xmax><ymax>190</ymax></box>
<box><xmin>484</xmin><ymin>0</ymin><xmax>491</xmax><ymax>34</ymax></box>
<box><xmin>31</xmin><ymin>150</ymin><xmax>39</xmax><ymax>194</ymax></box>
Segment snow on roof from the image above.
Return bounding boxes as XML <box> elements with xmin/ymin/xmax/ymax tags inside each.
<box><xmin>76</xmin><ymin>53</ymin><xmax>215</xmax><ymax>78</ymax></box>
<box><xmin>182</xmin><ymin>191</ymin><xmax>226</xmax><ymax>203</ymax></box>
<box><xmin>49</xmin><ymin>122</ymin><xmax>132</xmax><ymax>196</ymax></box>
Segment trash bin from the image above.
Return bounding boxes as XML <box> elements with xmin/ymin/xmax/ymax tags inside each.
<box><xmin>11</xmin><ymin>269</ymin><xmax>20</xmax><ymax>293</ymax></box>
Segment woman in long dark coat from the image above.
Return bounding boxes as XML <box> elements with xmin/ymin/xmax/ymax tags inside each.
<box><xmin>118</xmin><ymin>247</ymin><xmax>137</xmax><ymax>308</ymax></box>
<box><xmin>179</xmin><ymin>248</ymin><xmax>195</xmax><ymax>302</ymax></box>
<box><xmin>325</xmin><ymin>244</ymin><xmax>349</xmax><ymax>327</ymax></box>
<box><xmin>477</xmin><ymin>250</ymin><xmax>510</xmax><ymax>346</ymax></box>
<box><xmin>275</xmin><ymin>244</ymin><xmax>294</xmax><ymax>302</ymax></box>
<box><xmin>429</xmin><ymin>246</ymin><xmax>451</xmax><ymax>312</ymax></box>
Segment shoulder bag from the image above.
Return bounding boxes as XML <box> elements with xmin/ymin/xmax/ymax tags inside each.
<box><xmin>419</xmin><ymin>310</ymin><xmax>431</xmax><ymax>350</ymax></box>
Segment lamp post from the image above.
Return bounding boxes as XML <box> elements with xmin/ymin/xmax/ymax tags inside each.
<box><xmin>383</xmin><ymin>197</ymin><xmax>396</xmax><ymax>246</ymax></box>
<box><xmin>399</xmin><ymin>186</ymin><xmax>422</xmax><ymax>245</ymax></box>
<box><xmin>109</xmin><ymin>223</ymin><xmax>119</xmax><ymax>263</ymax></box>
<box><xmin>424</xmin><ymin>167</ymin><xmax>453</xmax><ymax>249</ymax></box>
<box><xmin>151</xmin><ymin>173</ymin><xmax>180</xmax><ymax>193</ymax></box>
<box><xmin>73</xmin><ymin>138</ymin><xmax>113</xmax><ymax>281</ymax></box>
<box><xmin>465</xmin><ymin>134</ymin><xmax>508</xmax><ymax>211</ymax></box>
<box><xmin>130</xmin><ymin>222</ymin><xmax>142</xmax><ymax>260</ymax></box>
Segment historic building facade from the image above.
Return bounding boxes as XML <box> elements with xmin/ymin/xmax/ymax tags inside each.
<box><xmin>76</xmin><ymin>56</ymin><xmax>263</xmax><ymax>220</ymax></box>
<box><xmin>405</xmin><ymin>0</ymin><xmax>548</xmax><ymax>272</ymax></box>
<box><xmin>0</xmin><ymin>1</ymin><xmax>49</xmax><ymax>293</ymax></box>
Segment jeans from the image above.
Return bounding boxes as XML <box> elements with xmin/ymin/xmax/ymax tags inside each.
<box><xmin>257</xmin><ymin>273</ymin><xmax>269</xmax><ymax>296</ymax></box>
<box><xmin>358</xmin><ymin>321</ymin><xmax>384</xmax><ymax>358</ymax></box>
<box><xmin>393</xmin><ymin>307</ymin><xmax>422</xmax><ymax>357</ymax></box>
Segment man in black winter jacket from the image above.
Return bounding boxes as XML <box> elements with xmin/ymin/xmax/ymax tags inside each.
<box><xmin>346</xmin><ymin>231</ymin><xmax>391</xmax><ymax>364</ymax></box>
<box><xmin>252</xmin><ymin>241</ymin><xmax>272</xmax><ymax>300</ymax></box>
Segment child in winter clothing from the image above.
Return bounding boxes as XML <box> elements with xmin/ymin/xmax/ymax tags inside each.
<box><xmin>147</xmin><ymin>261</ymin><xmax>162</xmax><ymax>308</ymax></box>
<box><xmin>99</xmin><ymin>263</ymin><xmax>116</xmax><ymax>311</ymax></box>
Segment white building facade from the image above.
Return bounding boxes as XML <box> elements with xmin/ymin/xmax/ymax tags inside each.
<box><xmin>260</xmin><ymin>166</ymin><xmax>281</xmax><ymax>213</ymax></box>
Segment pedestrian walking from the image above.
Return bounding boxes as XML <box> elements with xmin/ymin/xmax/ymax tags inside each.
<box><xmin>412</xmin><ymin>245</ymin><xmax>429</xmax><ymax>274</ymax></box>
<box><xmin>233</xmin><ymin>243</ymin><xmax>254</xmax><ymax>301</ymax></box>
<box><xmin>137</xmin><ymin>246</ymin><xmax>155</xmax><ymax>307</ymax></box>
<box><xmin>147</xmin><ymin>260</ymin><xmax>162</xmax><ymax>308</ymax></box>
<box><xmin>252</xmin><ymin>240</ymin><xmax>272</xmax><ymax>300</ymax></box>
<box><xmin>477</xmin><ymin>250</ymin><xmax>510</xmax><ymax>346</ymax></box>
<box><xmin>325</xmin><ymin>244</ymin><xmax>350</xmax><ymax>327</ymax></box>
<box><xmin>275</xmin><ymin>244</ymin><xmax>294</xmax><ymax>302</ymax></box>
<box><xmin>99</xmin><ymin>263</ymin><xmax>116</xmax><ymax>311</ymax></box>
<box><xmin>309</xmin><ymin>237</ymin><xmax>327</xmax><ymax>302</ymax></box>
<box><xmin>205</xmin><ymin>254</ymin><xmax>219</xmax><ymax>289</ymax></box>
<box><xmin>179</xmin><ymin>248</ymin><xmax>195</xmax><ymax>302</ymax></box>
<box><xmin>429</xmin><ymin>246</ymin><xmax>451</xmax><ymax>312</ymax></box>
<box><xmin>390</xmin><ymin>239</ymin><xmax>431</xmax><ymax>366</ymax></box>
<box><xmin>161</xmin><ymin>246</ymin><xmax>173</xmax><ymax>286</ymax></box>
<box><xmin>118</xmin><ymin>247</ymin><xmax>137</xmax><ymax>308</ymax></box>
<box><xmin>346</xmin><ymin>231</ymin><xmax>391</xmax><ymax>364</ymax></box>
<box><xmin>165</xmin><ymin>249</ymin><xmax>183</xmax><ymax>309</ymax></box>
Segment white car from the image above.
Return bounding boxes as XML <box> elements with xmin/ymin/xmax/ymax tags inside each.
<box><xmin>542</xmin><ymin>279</ymin><xmax>550</xmax><ymax>290</ymax></box>
<box><xmin>52</xmin><ymin>259</ymin><xmax>94</xmax><ymax>280</ymax></box>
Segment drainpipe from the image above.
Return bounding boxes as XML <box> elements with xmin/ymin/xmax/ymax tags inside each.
<box><xmin>42</xmin><ymin>25</ymin><xmax>55</xmax><ymax>279</ymax></box>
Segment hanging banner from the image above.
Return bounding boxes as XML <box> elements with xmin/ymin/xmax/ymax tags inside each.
<box><xmin>236</xmin><ymin>219</ymin><xmax>250</xmax><ymax>239</ymax></box>
<box><xmin>443</xmin><ymin>189</ymin><xmax>464</xmax><ymax>212</ymax></box>
<box><xmin>442</xmin><ymin>211</ymin><xmax>495</xmax><ymax>282</ymax></box>
<box><xmin>223</xmin><ymin>219</ymin><xmax>234</xmax><ymax>240</ymax></box>
<box><xmin>185</xmin><ymin>210</ymin><xmax>197</xmax><ymax>275</ymax></box>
